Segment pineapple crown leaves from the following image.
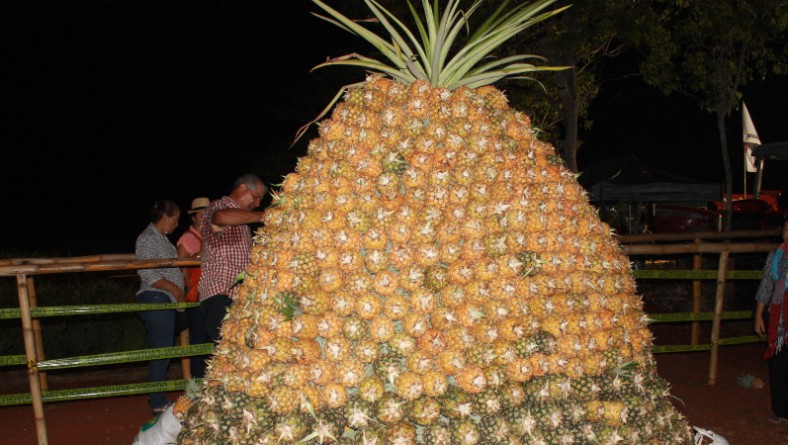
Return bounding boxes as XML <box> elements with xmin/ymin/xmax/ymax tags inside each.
<box><xmin>736</xmin><ymin>374</ymin><xmax>755</xmax><ymax>387</ymax></box>
<box><xmin>269</xmin><ymin>189</ymin><xmax>284</xmax><ymax>206</ymax></box>
<box><xmin>311</xmin><ymin>0</ymin><xmax>569</xmax><ymax>89</ymax></box>
<box><xmin>296</xmin><ymin>420</ymin><xmax>338</xmax><ymax>445</ymax></box>
<box><xmin>274</xmin><ymin>292</ymin><xmax>302</xmax><ymax>321</ymax></box>
<box><xmin>293</xmin><ymin>80</ymin><xmax>366</xmax><ymax>146</ymax></box>
<box><xmin>293</xmin><ymin>0</ymin><xmax>569</xmax><ymax>146</ymax></box>
<box><xmin>611</xmin><ymin>361</ymin><xmax>637</xmax><ymax>376</ymax></box>
<box><xmin>184</xmin><ymin>378</ymin><xmax>203</xmax><ymax>400</ymax></box>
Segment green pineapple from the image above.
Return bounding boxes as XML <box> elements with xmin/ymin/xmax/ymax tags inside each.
<box><xmin>570</xmin><ymin>375</ymin><xmax>601</xmax><ymax>402</ymax></box>
<box><xmin>558</xmin><ymin>400</ymin><xmax>587</xmax><ymax>427</ymax></box>
<box><xmin>472</xmin><ymin>388</ymin><xmax>504</xmax><ymax>416</ymax></box>
<box><xmin>344</xmin><ymin>399</ymin><xmax>375</xmax><ymax>430</ymax></box>
<box><xmin>532</xmin><ymin>401</ymin><xmax>564</xmax><ymax>431</ymax></box>
<box><xmin>273</xmin><ymin>413</ymin><xmax>312</xmax><ymax>443</ymax></box>
<box><xmin>452</xmin><ymin>420</ymin><xmax>481</xmax><ymax>445</ymax></box>
<box><xmin>504</xmin><ymin>405</ymin><xmax>538</xmax><ymax>437</ymax></box>
<box><xmin>478</xmin><ymin>416</ymin><xmax>511</xmax><ymax>445</ymax></box>
<box><xmin>408</xmin><ymin>396</ymin><xmax>441</xmax><ymax>425</ymax></box>
<box><xmin>312</xmin><ymin>408</ymin><xmax>346</xmax><ymax>444</ymax></box>
<box><xmin>386</xmin><ymin>421</ymin><xmax>417</xmax><ymax>445</ymax></box>
<box><xmin>499</xmin><ymin>381</ymin><xmax>526</xmax><ymax>408</ymax></box>
<box><xmin>516</xmin><ymin>250</ymin><xmax>543</xmax><ymax>277</ymax></box>
<box><xmin>353</xmin><ymin>424</ymin><xmax>387</xmax><ymax>445</ymax></box>
<box><xmin>375</xmin><ymin>351</ymin><xmax>405</xmax><ymax>384</ymax></box>
<box><xmin>375</xmin><ymin>393</ymin><xmax>407</xmax><ymax>425</ymax></box>
<box><xmin>440</xmin><ymin>386</ymin><xmax>475</xmax><ymax>420</ymax></box>
<box><xmin>424</xmin><ymin>423</ymin><xmax>454</xmax><ymax>445</ymax></box>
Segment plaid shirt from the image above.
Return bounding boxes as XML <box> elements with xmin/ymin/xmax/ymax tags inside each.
<box><xmin>198</xmin><ymin>196</ymin><xmax>253</xmax><ymax>301</ymax></box>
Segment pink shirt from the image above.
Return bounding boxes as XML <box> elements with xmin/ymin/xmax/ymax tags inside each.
<box><xmin>177</xmin><ymin>226</ymin><xmax>202</xmax><ymax>257</ymax></box>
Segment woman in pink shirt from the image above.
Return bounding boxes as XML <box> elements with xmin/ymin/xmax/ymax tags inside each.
<box><xmin>177</xmin><ymin>197</ymin><xmax>209</xmax><ymax>378</ymax></box>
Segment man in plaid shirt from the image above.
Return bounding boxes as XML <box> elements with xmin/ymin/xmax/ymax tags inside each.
<box><xmin>198</xmin><ymin>173</ymin><xmax>267</xmax><ymax>342</ymax></box>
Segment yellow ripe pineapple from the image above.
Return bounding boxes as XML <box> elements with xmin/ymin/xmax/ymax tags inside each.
<box><xmin>172</xmin><ymin>378</ymin><xmax>201</xmax><ymax>420</ymax></box>
<box><xmin>178</xmin><ymin>1</ymin><xmax>693</xmax><ymax>444</ymax></box>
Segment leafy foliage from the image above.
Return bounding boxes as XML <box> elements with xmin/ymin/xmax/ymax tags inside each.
<box><xmin>640</xmin><ymin>0</ymin><xmax>787</xmax><ymax>229</ymax></box>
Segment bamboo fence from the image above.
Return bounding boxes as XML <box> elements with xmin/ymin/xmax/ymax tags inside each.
<box><xmin>0</xmin><ymin>228</ymin><xmax>782</xmax><ymax>445</ymax></box>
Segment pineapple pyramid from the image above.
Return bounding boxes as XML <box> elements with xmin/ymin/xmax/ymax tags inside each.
<box><xmin>178</xmin><ymin>1</ymin><xmax>693</xmax><ymax>444</ymax></box>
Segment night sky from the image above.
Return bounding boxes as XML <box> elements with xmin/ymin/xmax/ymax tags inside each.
<box><xmin>4</xmin><ymin>1</ymin><xmax>787</xmax><ymax>256</ymax></box>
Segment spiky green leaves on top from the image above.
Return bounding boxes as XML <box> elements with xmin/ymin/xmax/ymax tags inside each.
<box><xmin>311</xmin><ymin>0</ymin><xmax>568</xmax><ymax>89</ymax></box>
<box><xmin>295</xmin><ymin>0</ymin><xmax>568</xmax><ymax>145</ymax></box>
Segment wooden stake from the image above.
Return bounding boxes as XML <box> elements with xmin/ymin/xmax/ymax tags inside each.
<box><xmin>27</xmin><ymin>277</ymin><xmax>48</xmax><ymax>390</ymax></box>
<box><xmin>691</xmin><ymin>240</ymin><xmax>701</xmax><ymax>346</ymax></box>
<box><xmin>180</xmin><ymin>329</ymin><xmax>192</xmax><ymax>380</ymax></box>
<box><xmin>17</xmin><ymin>274</ymin><xmax>49</xmax><ymax>445</ymax></box>
<box><xmin>708</xmin><ymin>251</ymin><xmax>729</xmax><ymax>386</ymax></box>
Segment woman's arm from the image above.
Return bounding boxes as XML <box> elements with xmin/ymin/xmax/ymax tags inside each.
<box><xmin>177</xmin><ymin>243</ymin><xmax>192</xmax><ymax>285</ymax></box>
<box><xmin>150</xmin><ymin>278</ymin><xmax>184</xmax><ymax>302</ymax></box>
<box><xmin>754</xmin><ymin>250</ymin><xmax>777</xmax><ymax>335</ymax></box>
<box><xmin>755</xmin><ymin>302</ymin><xmax>767</xmax><ymax>336</ymax></box>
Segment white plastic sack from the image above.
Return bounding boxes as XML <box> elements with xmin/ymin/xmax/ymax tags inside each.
<box><xmin>132</xmin><ymin>405</ymin><xmax>182</xmax><ymax>445</ymax></box>
<box><xmin>693</xmin><ymin>426</ymin><xmax>729</xmax><ymax>445</ymax></box>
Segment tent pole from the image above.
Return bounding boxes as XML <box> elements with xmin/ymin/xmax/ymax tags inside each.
<box><xmin>754</xmin><ymin>158</ymin><xmax>765</xmax><ymax>199</ymax></box>
<box><xmin>743</xmin><ymin>148</ymin><xmax>748</xmax><ymax>199</ymax></box>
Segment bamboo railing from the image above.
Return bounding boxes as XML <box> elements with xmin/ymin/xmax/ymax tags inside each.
<box><xmin>0</xmin><ymin>229</ymin><xmax>781</xmax><ymax>445</ymax></box>
<box><xmin>0</xmin><ymin>256</ymin><xmax>200</xmax><ymax>445</ymax></box>
<box><xmin>619</xmin><ymin>228</ymin><xmax>779</xmax><ymax>345</ymax></box>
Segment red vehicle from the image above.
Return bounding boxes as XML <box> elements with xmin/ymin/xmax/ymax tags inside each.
<box><xmin>583</xmin><ymin>147</ymin><xmax>786</xmax><ymax>234</ymax></box>
<box><xmin>728</xmin><ymin>194</ymin><xmax>786</xmax><ymax>230</ymax></box>
<box><xmin>649</xmin><ymin>204</ymin><xmax>720</xmax><ymax>233</ymax></box>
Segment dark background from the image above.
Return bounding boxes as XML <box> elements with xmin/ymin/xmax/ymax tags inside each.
<box><xmin>4</xmin><ymin>0</ymin><xmax>787</xmax><ymax>256</ymax></box>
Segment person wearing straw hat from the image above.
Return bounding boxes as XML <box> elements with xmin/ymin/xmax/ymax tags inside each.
<box><xmin>177</xmin><ymin>196</ymin><xmax>210</xmax><ymax>378</ymax></box>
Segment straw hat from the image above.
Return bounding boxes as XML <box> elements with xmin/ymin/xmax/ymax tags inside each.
<box><xmin>188</xmin><ymin>197</ymin><xmax>210</xmax><ymax>214</ymax></box>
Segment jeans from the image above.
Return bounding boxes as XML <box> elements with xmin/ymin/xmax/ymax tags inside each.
<box><xmin>185</xmin><ymin>306</ymin><xmax>208</xmax><ymax>378</ymax></box>
<box><xmin>136</xmin><ymin>290</ymin><xmax>176</xmax><ymax>410</ymax></box>
<box><xmin>200</xmin><ymin>294</ymin><xmax>233</xmax><ymax>343</ymax></box>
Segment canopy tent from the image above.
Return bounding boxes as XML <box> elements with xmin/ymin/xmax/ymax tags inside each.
<box><xmin>751</xmin><ymin>141</ymin><xmax>788</xmax><ymax>198</ymax></box>
<box><xmin>752</xmin><ymin>141</ymin><xmax>788</xmax><ymax>161</ymax></box>
<box><xmin>578</xmin><ymin>155</ymin><xmax>723</xmax><ymax>203</ymax></box>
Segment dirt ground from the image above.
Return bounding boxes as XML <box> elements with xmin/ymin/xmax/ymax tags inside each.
<box><xmin>1</xmin><ymin>336</ymin><xmax>786</xmax><ymax>445</ymax></box>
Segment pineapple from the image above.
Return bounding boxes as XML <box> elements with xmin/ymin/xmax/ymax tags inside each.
<box><xmin>178</xmin><ymin>1</ymin><xmax>693</xmax><ymax>444</ymax></box>
<box><xmin>173</xmin><ymin>378</ymin><xmax>202</xmax><ymax>420</ymax></box>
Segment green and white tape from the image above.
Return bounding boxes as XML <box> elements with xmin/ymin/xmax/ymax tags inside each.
<box><xmin>0</xmin><ymin>378</ymin><xmax>201</xmax><ymax>407</ymax></box>
<box><xmin>0</xmin><ymin>302</ymin><xmax>200</xmax><ymax>320</ymax></box>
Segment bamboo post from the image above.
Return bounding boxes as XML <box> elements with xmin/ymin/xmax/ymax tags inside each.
<box><xmin>708</xmin><ymin>251</ymin><xmax>729</xmax><ymax>386</ymax></box>
<box><xmin>27</xmin><ymin>277</ymin><xmax>49</xmax><ymax>390</ymax></box>
<box><xmin>17</xmin><ymin>274</ymin><xmax>49</xmax><ymax>445</ymax></box>
<box><xmin>180</xmin><ymin>329</ymin><xmax>192</xmax><ymax>380</ymax></box>
<box><xmin>691</xmin><ymin>239</ymin><xmax>701</xmax><ymax>345</ymax></box>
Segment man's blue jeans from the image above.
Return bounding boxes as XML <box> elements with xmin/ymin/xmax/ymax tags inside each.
<box><xmin>200</xmin><ymin>294</ymin><xmax>232</xmax><ymax>343</ymax></box>
<box><xmin>136</xmin><ymin>290</ymin><xmax>175</xmax><ymax>410</ymax></box>
<box><xmin>185</xmin><ymin>306</ymin><xmax>208</xmax><ymax>378</ymax></box>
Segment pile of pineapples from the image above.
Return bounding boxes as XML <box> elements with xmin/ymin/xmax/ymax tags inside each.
<box><xmin>177</xmin><ymin>1</ymin><xmax>692</xmax><ymax>444</ymax></box>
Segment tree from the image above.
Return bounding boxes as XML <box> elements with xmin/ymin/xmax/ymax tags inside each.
<box><xmin>503</xmin><ymin>0</ymin><xmax>671</xmax><ymax>171</ymax></box>
<box><xmin>640</xmin><ymin>0</ymin><xmax>787</xmax><ymax>230</ymax></box>
<box><xmin>329</xmin><ymin>0</ymin><xmax>669</xmax><ymax>172</ymax></box>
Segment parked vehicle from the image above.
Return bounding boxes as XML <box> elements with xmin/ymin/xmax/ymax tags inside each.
<box><xmin>647</xmin><ymin>204</ymin><xmax>719</xmax><ymax>233</ymax></box>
